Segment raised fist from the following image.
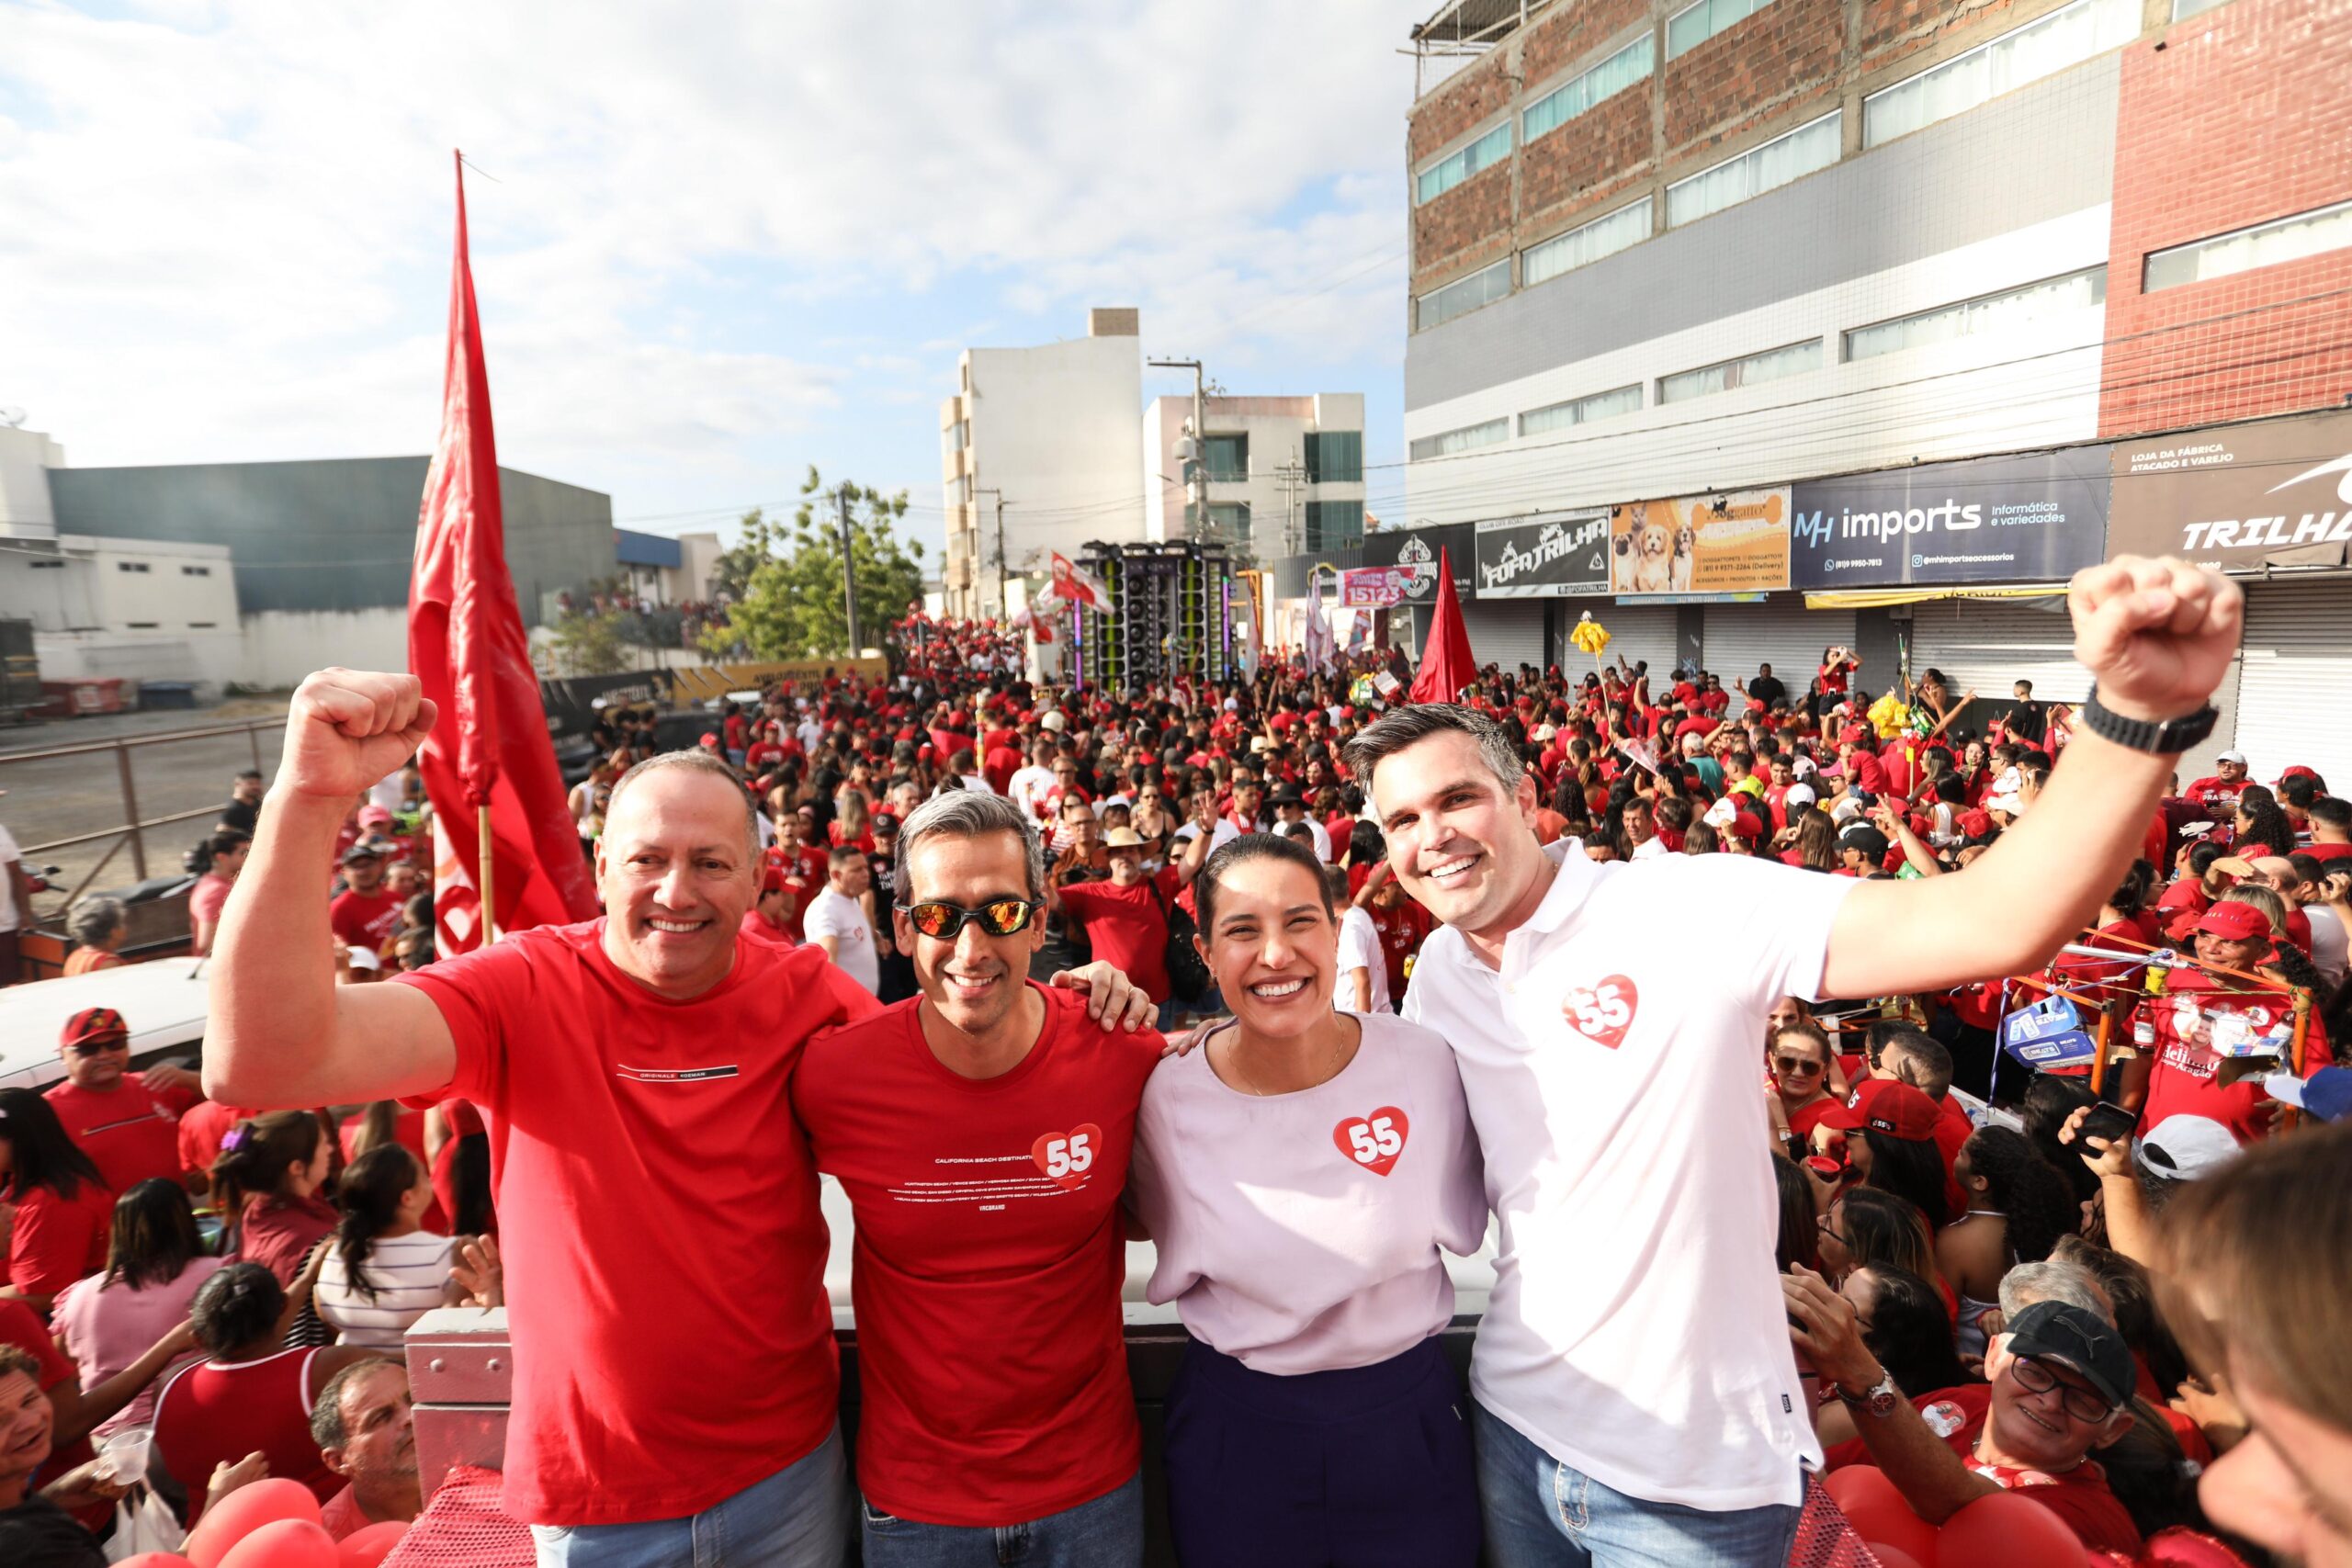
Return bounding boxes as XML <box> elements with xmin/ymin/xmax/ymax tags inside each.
<box><xmin>2067</xmin><ymin>557</ymin><xmax>2243</xmax><ymax>723</ymax></box>
<box><xmin>277</xmin><ymin>669</ymin><xmax>438</xmax><ymax>803</ymax></box>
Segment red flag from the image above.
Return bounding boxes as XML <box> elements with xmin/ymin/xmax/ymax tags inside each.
<box><xmin>410</xmin><ymin>152</ymin><xmax>599</xmax><ymax>954</ymax></box>
<box><xmin>1408</xmin><ymin>547</ymin><xmax>1477</xmax><ymax>705</ymax></box>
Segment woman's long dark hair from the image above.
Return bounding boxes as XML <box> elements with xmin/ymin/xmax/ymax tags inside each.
<box><xmin>1860</xmin><ymin>1131</ymin><xmax>1952</xmax><ymax>1228</ymax></box>
<box><xmin>347</xmin><ymin>1101</ymin><xmax>403</xmax><ymax>1161</ymax></box>
<box><xmin>1959</xmin><ymin>1126</ymin><xmax>2075</xmax><ymax>1267</ymax></box>
<box><xmin>1833</xmin><ymin>1188</ymin><xmax>1938</xmax><ymax>1281</ymax></box>
<box><xmin>2236</xmin><ymin>798</ymin><xmax>2295</xmax><ymax>858</ymax></box>
<box><xmin>2020</xmin><ymin>1075</ymin><xmax>2100</xmax><ymax>1204</ymax></box>
<box><xmin>448</xmin><ymin>1133</ymin><xmax>494</xmax><ymax>1237</ymax></box>
<box><xmin>1773</xmin><ymin>1155</ymin><xmax>1818</xmax><ymax>1274</ymax></box>
<box><xmin>0</xmin><ymin>1088</ymin><xmax>104</xmax><ymax>1201</ymax></box>
<box><xmin>209</xmin><ymin>1109</ymin><xmax>325</xmax><ymax>1224</ymax></box>
<box><xmin>103</xmin><ymin>1179</ymin><xmax>205</xmax><ymax>1291</ymax></box>
<box><xmin>333</xmin><ymin>1145</ymin><xmax>423</xmax><ymax>1305</ymax></box>
<box><xmin>1857</xmin><ymin>1265</ymin><xmax>1976</xmax><ymax>1395</ymax></box>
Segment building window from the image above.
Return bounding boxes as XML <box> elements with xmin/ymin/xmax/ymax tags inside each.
<box><xmin>1523</xmin><ymin>36</ymin><xmax>1654</xmax><ymax>142</ymax></box>
<box><xmin>2143</xmin><ymin>199</ymin><xmax>2352</xmax><ymax>293</ymax></box>
<box><xmin>1416</xmin><ymin>258</ymin><xmax>1512</xmax><ymax>331</ymax></box>
<box><xmin>1522</xmin><ymin>200</ymin><xmax>1652</xmax><ymax>288</ymax></box>
<box><xmin>1203</xmin><ymin>434</ymin><xmax>1250</xmax><ymax>482</ymax></box>
<box><xmin>1408</xmin><ymin>417</ymin><xmax>1510</xmax><ymax>462</ymax></box>
<box><xmin>180</xmin><ymin>564</ymin><xmax>211</xmax><ymax>576</ymax></box>
<box><xmin>1306</xmin><ymin>500</ymin><xmax>1365</xmax><ymax>551</ymax></box>
<box><xmin>1521</xmin><ymin>384</ymin><xmax>1643</xmax><ymax>436</ymax></box>
<box><xmin>115</xmin><ymin>560</ymin><xmax>151</xmax><ymax>573</ymax></box>
<box><xmin>1416</xmin><ymin>121</ymin><xmax>1512</xmax><ymax>206</ymax></box>
<box><xmin>28</xmin><ymin>558</ymin><xmax>62</xmax><ymax>570</ymax></box>
<box><xmin>1863</xmin><ymin>0</ymin><xmax>2140</xmax><ymax>147</ymax></box>
<box><xmin>1658</xmin><ymin>338</ymin><xmax>1823</xmax><ymax>403</ymax></box>
<box><xmin>1666</xmin><ymin>113</ymin><xmax>1839</xmax><ymax>228</ymax></box>
<box><xmin>2170</xmin><ymin>0</ymin><xmax>2230</xmax><ymax>16</ymax></box>
<box><xmin>1845</xmin><ymin>266</ymin><xmax>2107</xmax><ymax>360</ymax></box>
<box><xmin>1207</xmin><ymin>502</ymin><xmax>1253</xmax><ymax>548</ymax></box>
<box><xmin>1305</xmin><ymin>430</ymin><xmax>1363</xmax><ymax>484</ymax></box>
<box><xmin>189</xmin><ymin>621</ymin><xmax>218</xmax><ymax>628</ymax></box>
<box><xmin>1667</xmin><ymin>0</ymin><xmax>1778</xmax><ymax>60</ymax></box>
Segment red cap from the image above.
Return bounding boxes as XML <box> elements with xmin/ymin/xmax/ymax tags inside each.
<box><xmin>1958</xmin><ymin>808</ymin><xmax>1992</xmax><ymax>838</ymax></box>
<box><xmin>1732</xmin><ymin>809</ymin><xmax>1765</xmax><ymax>841</ymax></box>
<box><xmin>61</xmin><ymin>1006</ymin><xmax>130</xmax><ymax>1048</ymax></box>
<box><xmin>2275</xmin><ymin>765</ymin><xmax>2319</xmax><ymax>787</ymax></box>
<box><xmin>2195</xmin><ymin>902</ymin><xmax>2274</xmax><ymax>944</ymax></box>
<box><xmin>1820</xmin><ymin>1078</ymin><xmax>1939</xmax><ymax>1142</ymax></box>
<box><xmin>699</xmin><ymin>732</ymin><xmax>720</xmax><ymax>747</ymax></box>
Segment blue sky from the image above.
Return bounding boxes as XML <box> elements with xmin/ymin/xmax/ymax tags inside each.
<box><xmin>1</xmin><ymin>0</ymin><xmax>1437</xmax><ymax>564</ymax></box>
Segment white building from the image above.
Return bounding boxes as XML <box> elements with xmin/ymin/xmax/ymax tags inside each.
<box><xmin>940</xmin><ymin>309</ymin><xmax>1146</xmax><ymax>620</ymax></box>
<box><xmin>1143</xmin><ymin>393</ymin><xmax>1367</xmax><ymax>559</ymax></box>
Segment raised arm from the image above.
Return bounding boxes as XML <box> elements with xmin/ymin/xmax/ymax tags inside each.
<box><xmin>1824</xmin><ymin>559</ymin><xmax>2239</xmax><ymax>998</ymax></box>
<box><xmin>207</xmin><ymin>670</ymin><xmax>458</xmax><ymax>1110</ymax></box>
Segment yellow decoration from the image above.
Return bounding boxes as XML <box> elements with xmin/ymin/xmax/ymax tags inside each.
<box><xmin>1569</xmin><ymin>611</ymin><xmax>1611</xmax><ymax>657</ymax></box>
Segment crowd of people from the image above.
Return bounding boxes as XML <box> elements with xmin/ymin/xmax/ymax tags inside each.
<box><xmin>6</xmin><ymin>554</ymin><xmax>2351</xmax><ymax>1567</ymax></box>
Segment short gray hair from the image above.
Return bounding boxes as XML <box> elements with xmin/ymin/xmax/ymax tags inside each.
<box><xmin>1997</xmin><ymin>1258</ymin><xmax>2112</xmax><ymax>1324</ymax></box>
<box><xmin>605</xmin><ymin>750</ymin><xmax>759</xmax><ymax>862</ymax></box>
<box><xmin>69</xmin><ymin>896</ymin><xmax>127</xmax><ymax>948</ymax></box>
<box><xmin>891</xmin><ymin>791</ymin><xmax>1044</xmax><ymax>908</ymax></box>
<box><xmin>310</xmin><ymin>1355</ymin><xmax>399</xmax><ymax>1449</ymax></box>
<box><xmin>1340</xmin><ymin>704</ymin><xmax>1524</xmax><ymax>819</ymax></box>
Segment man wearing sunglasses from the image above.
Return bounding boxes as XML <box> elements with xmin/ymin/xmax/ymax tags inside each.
<box><xmin>793</xmin><ymin>790</ymin><xmax>1164</xmax><ymax>1566</ymax></box>
<box><xmin>45</xmin><ymin>1007</ymin><xmax>184</xmax><ymax>1195</ymax></box>
<box><xmin>1786</xmin><ymin>1278</ymin><xmax>2142</xmax><ymax>1554</ymax></box>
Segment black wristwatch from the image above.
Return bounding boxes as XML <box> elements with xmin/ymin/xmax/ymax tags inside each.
<box><xmin>2080</xmin><ymin>685</ymin><xmax>2218</xmax><ymax>756</ymax></box>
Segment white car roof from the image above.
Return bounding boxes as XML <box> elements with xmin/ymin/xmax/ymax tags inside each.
<box><xmin>0</xmin><ymin>958</ymin><xmax>210</xmax><ymax>1091</ymax></box>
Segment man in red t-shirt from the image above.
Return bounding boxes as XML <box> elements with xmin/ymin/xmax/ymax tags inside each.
<box><xmin>45</xmin><ymin>1007</ymin><xmax>182</xmax><ymax>1194</ymax></box>
<box><xmin>794</xmin><ymin>789</ymin><xmax>1163</xmax><ymax>1559</ymax></box>
<box><xmin>203</xmin><ymin>671</ymin><xmax>1158</xmax><ymax>1553</ymax></box>
<box><xmin>1053</xmin><ymin>827</ymin><xmax>1213</xmax><ymax>1030</ymax></box>
<box><xmin>327</xmin><ymin>846</ymin><xmax>403</xmax><ymax>960</ymax></box>
<box><xmin>2180</xmin><ymin>750</ymin><xmax>2249</xmax><ymax>814</ymax></box>
<box><xmin>1789</xmin><ymin>1284</ymin><xmax>2142</xmax><ymax>1557</ymax></box>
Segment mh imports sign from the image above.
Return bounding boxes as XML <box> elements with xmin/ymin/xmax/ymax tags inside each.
<box><xmin>1473</xmin><ymin>510</ymin><xmax>1610</xmax><ymax>598</ymax></box>
<box><xmin>1790</xmin><ymin>446</ymin><xmax>2110</xmax><ymax>590</ymax></box>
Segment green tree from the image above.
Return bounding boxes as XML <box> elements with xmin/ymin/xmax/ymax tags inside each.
<box><xmin>704</xmin><ymin>468</ymin><xmax>926</xmax><ymax>660</ymax></box>
<box><xmin>547</xmin><ymin>604</ymin><xmax>635</xmax><ymax>675</ymax></box>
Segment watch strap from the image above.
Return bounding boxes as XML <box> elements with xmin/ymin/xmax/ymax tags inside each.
<box><xmin>2082</xmin><ymin>685</ymin><xmax>2218</xmax><ymax>756</ymax></box>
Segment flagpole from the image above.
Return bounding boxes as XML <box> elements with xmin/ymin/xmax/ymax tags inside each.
<box><xmin>477</xmin><ymin>803</ymin><xmax>498</xmax><ymax>942</ymax></box>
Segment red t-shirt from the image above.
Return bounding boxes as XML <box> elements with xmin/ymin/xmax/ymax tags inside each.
<box><xmin>391</xmin><ymin>922</ymin><xmax>881</xmax><ymax>1528</ymax></box>
<box><xmin>790</xmin><ymin>987</ymin><xmax>1161</xmax><ymax>1526</ymax></box>
<box><xmin>2136</xmin><ymin>972</ymin><xmax>2316</xmax><ymax>1143</ymax></box>
<box><xmin>177</xmin><ymin>1099</ymin><xmax>254</xmax><ymax>1184</ymax></box>
<box><xmin>983</xmin><ymin>746</ymin><xmax>1023</xmax><ymax>795</ymax></box>
<box><xmin>44</xmin><ymin>1078</ymin><xmax>180</xmax><ymax>1196</ymax></box>
<box><xmin>1057</xmin><ymin>869</ymin><xmax>1177</xmax><ymax>1006</ymax></box>
<box><xmin>2305</xmin><ymin>840</ymin><xmax>2352</xmax><ymax>864</ymax></box>
<box><xmin>153</xmin><ymin>1348</ymin><xmax>340</xmax><ymax>1523</ymax></box>
<box><xmin>1367</xmin><ymin>897</ymin><xmax>1435</xmax><ymax>1004</ymax></box>
<box><xmin>740</xmin><ymin>908</ymin><xmax>797</xmax><ymax>948</ymax></box>
<box><xmin>2180</xmin><ymin>777</ymin><xmax>2244</xmax><ymax>814</ymax></box>
<box><xmin>1959</xmin><ymin>1451</ymin><xmax>2142</xmax><ymax>1556</ymax></box>
<box><xmin>5</xmin><ymin>1178</ymin><xmax>112</xmax><ymax>1300</ymax></box>
<box><xmin>329</xmin><ymin>887</ymin><xmax>405</xmax><ymax>955</ymax></box>
<box><xmin>762</xmin><ymin>846</ymin><xmax>831</xmax><ymax>943</ymax></box>
<box><xmin>1822</xmin><ymin>1383</ymin><xmax>1989</xmax><ymax>1470</ymax></box>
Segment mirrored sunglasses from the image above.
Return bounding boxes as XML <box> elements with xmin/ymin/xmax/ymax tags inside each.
<box><xmin>897</xmin><ymin>898</ymin><xmax>1041</xmax><ymax>940</ymax></box>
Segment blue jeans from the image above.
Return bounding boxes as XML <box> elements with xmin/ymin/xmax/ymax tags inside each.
<box><xmin>1472</xmin><ymin>1404</ymin><xmax>1800</xmax><ymax>1568</ymax></box>
<box><xmin>859</xmin><ymin>1470</ymin><xmax>1142</xmax><ymax>1567</ymax></box>
<box><xmin>529</xmin><ymin>1425</ymin><xmax>851</xmax><ymax>1568</ymax></box>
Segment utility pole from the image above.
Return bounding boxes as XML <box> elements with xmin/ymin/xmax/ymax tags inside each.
<box><xmin>974</xmin><ymin>486</ymin><xmax>1007</xmax><ymax>618</ymax></box>
<box><xmin>1273</xmin><ymin>457</ymin><xmax>1306</xmax><ymax>556</ymax></box>
<box><xmin>834</xmin><ymin>489</ymin><xmax>863</xmax><ymax>656</ymax></box>
<box><xmin>1148</xmin><ymin>357</ymin><xmax>1207</xmax><ymax>540</ymax></box>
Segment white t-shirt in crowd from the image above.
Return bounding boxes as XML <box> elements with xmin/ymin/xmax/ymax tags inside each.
<box><xmin>1404</xmin><ymin>840</ymin><xmax>1856</xmax><ymax>1511</ymax></box>
<box><xmin>1277</xmin><ymin>815</ymin><xmax>1334</xmax><ymax>863</ymax></box>
<box><xmin>1130</xmin><ymin>1012</ymin><xmax>1486</xmax><ymax>1374</ymax></box>
<box><xmin>803</xmin><ymin>886</ymin><xmax>880</xmax><ymax>996</ymax></box>
<box><xmin>1171</xmin><ymin>819</ymin><xmax>1242</xmax><ymax>855</ymax></box>
<box><xmin>2304</xmin><ymin>903</ymin><xmax>2348</xmax><ymax>991</ymax></box>
<box><xmin>1008</xmin><ymin>766</ymin><xmax>1057</xmax><ymax>819</ymax></box>
<box><xmin>315</xmin><ymin>1232</ymin><xmax>458</xmax><ymax>1348</ymax></box>
<box><xmin>1628</xmin><ymin>836</ymin><xmax>1672</xmax><ymax>862</ymax></box>
<box><xmin>959</xmin><ymin>773</ymin><xmax>991</xmax><ymax>796</ymax></box>
<box><xmin>1337</xmin><ymin>905</ymin><xmax>1392</xmax><ymax>1014</ymax></box>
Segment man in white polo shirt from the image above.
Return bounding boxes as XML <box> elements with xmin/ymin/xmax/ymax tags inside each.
<box><xmin>1348</xmin><ymin>557</ymin><xmax>2239</xmax><ymax>1565</ymax></box>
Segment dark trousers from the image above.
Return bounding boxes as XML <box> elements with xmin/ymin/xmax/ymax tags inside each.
<box><xmin>1163</xmin><ymin>1334</ymin><xmax>1479</xmax><ymax>1568</ymax></box>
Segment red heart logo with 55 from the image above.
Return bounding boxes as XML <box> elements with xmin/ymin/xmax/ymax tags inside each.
<box><xmin>1032</xmin><ymin>1124</ymin><xmax>1102</xmax><ymax>1190</ymax></box>
<box><xmin>1332</xmin><ymin>1107</ymin><xmax>1411</xmax><ymax>1177</ymax></box>
<box><xmin>1561</xmin><ymin>976</ymin><xmax>1639</xmax><ymax>1049</ymax></box>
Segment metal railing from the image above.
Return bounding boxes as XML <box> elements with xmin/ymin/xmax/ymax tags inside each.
<box><xmin>0</xmin><ymin>717</ymin><xmax>284</xmax><ymax>900</ymax></box>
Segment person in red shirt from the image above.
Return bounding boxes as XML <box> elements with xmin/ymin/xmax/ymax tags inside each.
<box><xmin>1354</xmin><ymin>863</ymin><xmax>1433</xmax><ymax>1007</ymax></box>
<box><xmin>43</xmin><ymin>1009</ymin><xmax>181</xmax><ymax>1197</ymax></box>
<box><xmin>2180</xmin><ymin>750</ymin><xmax>2250</xmax><ymax>814</ymax></box>
<box><xmin>1789</xmin><ymin>1285</ymin><xmax>2143</xmax><ymax>1556</ymax></box>
<box><xmin>328</xmin><ymin>845</ymin><xmax>403</xmax><ymax>961</ymax></box>
<box><xmin>0</xmin><ymin>1089</ymin><xmax>112</xmax><ymax>1317</ymax></box>
<box><xmin>795</xmin><ymin>791</ymin><xmax>1165</xmax><ymax>1560</ymax></box>
<box><xmin>2305</xmin><ymin>795</ymin><xmax>2352</xmax><ymax>865</ymax></box>
<box><xmin>1052</xmin><ymin>827</ymin><xmax>1213</xmax><ymax>1031</ymax></box>
<box><xmin>201</xmin><ymin>673</ymin><xmax>1156</xmax><ymax>1554</ymax></box>
<box><xmin>740</xmin><ymin>869</ymin><xmax>799</xmax><ymax>947</ymax></box>
<box><xmin>2122</xmin><ymin>900</ymin><xmax>2324</xmax><ymax>1141</ymax></box>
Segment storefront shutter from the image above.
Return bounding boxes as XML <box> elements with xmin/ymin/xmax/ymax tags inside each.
<box><xmin>2232</xmin><ymin>578</ymin><xmax>2352</xmax><ymax>791</ymax></box>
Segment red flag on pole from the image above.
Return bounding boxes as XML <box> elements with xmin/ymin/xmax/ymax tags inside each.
<box><xmin>1407</xmin><ymin>547</ymin><xmax>1478</xmax><ymax>705</ymax></box>
<box><xmin>410</xmin><ymin>151</ymin><xmax>599</xmax><ymax>954</ymax></box>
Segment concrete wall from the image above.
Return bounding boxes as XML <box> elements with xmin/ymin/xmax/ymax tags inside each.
<box><xmin>234</xmin><ymin>606</ymin><xmax>411</xmax><ymax>687</ymax></box>
<box><xmin>0</xmin><ymin>426</ymin><xmax>66</xmax><ymax>541</ymax></box>
<box><xmin>965</xmin><ymin>332</ymin><xmax>1146</xmax><ymax>596</ymax></box>
<box><xmin>45</xmin><ymin>457</ymin><xmax>615</xmax><ymax>626</ymax></box>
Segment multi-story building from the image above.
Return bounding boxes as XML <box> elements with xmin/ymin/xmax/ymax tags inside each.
<box><xmin>1142</xmin><ymin>393</ymin><xmax>1368</xmax><ymax>558</ymax></box>
<box><xmin>1388</xmin><ymin>0</ymin><xmax>2352</xmax><ymax>779</ymax></box>
<box><xmin>939</xmin><ymin>309</ymin><xmax>1148</xmax><ymax>620</ymax></box>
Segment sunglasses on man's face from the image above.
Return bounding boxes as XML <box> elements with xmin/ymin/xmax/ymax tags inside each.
<box><xmin>897</xmin><ymin>898</ymin><xmax>1042</xmax><ymax>940</ymax></box>
<box><xmin>69</xmin><ymin>1039</ymin><xmax>130</xmax><ymax>1057</ymax></box>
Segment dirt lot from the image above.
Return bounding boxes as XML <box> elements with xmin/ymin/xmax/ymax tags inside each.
<box><xmin>0</xmin><ymin>697</ymin><xmax>289</xmax><ymax>923</ymax></box>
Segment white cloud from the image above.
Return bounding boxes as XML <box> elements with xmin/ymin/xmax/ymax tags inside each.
<box><xmin>0</xmin><ymin>0</ymin><xmax>1427</xmax><ymax>534</ymax></box>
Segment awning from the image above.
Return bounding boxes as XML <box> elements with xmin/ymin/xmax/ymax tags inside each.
<box><xmin>1803</xmin><ymin>584</ymin><xmax>2067</xmax><ymax>611</ymax></box>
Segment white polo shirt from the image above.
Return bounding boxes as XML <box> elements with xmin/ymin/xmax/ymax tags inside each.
<box><xmin>1404</xmin><ymin>840</ymin><xmax>1855</xmax><ymax>1511</ymax></box>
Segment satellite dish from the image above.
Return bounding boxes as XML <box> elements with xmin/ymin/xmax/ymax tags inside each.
<box><xmin>0</xmin><ymin>407</ymin><xmax>26</xmax><ymax>429</ymax></box>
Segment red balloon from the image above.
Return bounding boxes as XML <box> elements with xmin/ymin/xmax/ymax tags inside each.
<box><xmin>1936</xmin><ymin>1491</ymin><xmax>2087</xmax><ymax>1568</ymax></box>
<box><xmin>337</xmin><ymin>1519</ymin><xmax>411</xmax><ymax>1568</ymax></box>
<box><xmin>1870</xmin><ymin>1550</ymin><xmax>1927</xmax><ymax>1568</ymax></box>
<box><xmin>1825</xmin><ymin>1467</ymin><xmax>1942</xmax><ymax>1564</ymax></box>
<box><xmin>186</xmin><ymin>1480</ymin><xmax>326</xmax><ymax>1568</ymax></box>
<box><xmin>118</xmin><ymin>1557</ymin><xmax>197</xmax><ymax>1568</ymax></box>
<box><xmin>218</xmin><ymin>1519</ymin><xmax>340</xmax><ymax>1568</ymax></box>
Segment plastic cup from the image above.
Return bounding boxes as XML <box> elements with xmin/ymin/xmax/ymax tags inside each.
<box><xmin>100</xmin><ymin>1425</ymin><xmax>152</xmax><ymax>1482</ymax></box>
